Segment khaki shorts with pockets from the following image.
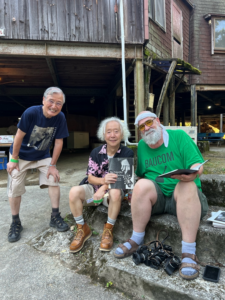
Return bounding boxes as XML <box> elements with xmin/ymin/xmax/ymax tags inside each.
<box><xmin>7</xmin><ymin>157</ymin><xmax>59</xmax><ymax>198</ymax></box>
<box><xmin>151</xmin><ymin>181</ymin><xmax>208</xmax><ymax>220</ymax></box>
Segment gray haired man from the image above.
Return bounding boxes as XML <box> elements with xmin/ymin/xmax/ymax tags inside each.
<box><xmin>114</xmin><ymin>111</ymin><xmax>208</xmax><ymax>281</ymax></box>
<box><xmin>7</xmin><ymin>87</ymin><xmax>69</xmax><ymax>243</ymax></box>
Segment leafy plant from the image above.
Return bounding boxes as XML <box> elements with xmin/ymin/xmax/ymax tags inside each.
<box><xmin>64</xmin><ymin>214</ymin><xmax>69</xmax><ymax>222</ymax></box>
<box><xmin>106</xmin><ymin>281</ymin><xmax>113</xmax><ymax>288</ymax></box>
<box><xmin>92</xmin><ymin>230</ymin><xmax>99</xmax><ymax>235</ymax></box>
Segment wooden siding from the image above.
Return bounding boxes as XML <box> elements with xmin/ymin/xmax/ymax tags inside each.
<box><xmin>189</xmin><ymin>0</ymin><xmax>225</xmax><ymax>85</ymax></box>
<box><xmin>0</xmin><ymin>0</ymin><xmax>144</xmax><ymax>44</ymax></box>
<box><xmin>146</xmin><ymin>0</ymin><xmax>191</xmax><ymax>62</ymax></box>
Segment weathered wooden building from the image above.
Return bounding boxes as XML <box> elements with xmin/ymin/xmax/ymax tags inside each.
<box><xmin>0</xmin><ymin>0</ymin><xmax>223</xmax><ymax>143</ymax></box>
<box><xmin>0</xmin><ymin>0</ymin><xmax>147</xmax><ymax>143</ymax></box>
<box><xmin>188</xmin><ymin>0</ymin><xmax>225</xmax><ymax>130</ymax></box>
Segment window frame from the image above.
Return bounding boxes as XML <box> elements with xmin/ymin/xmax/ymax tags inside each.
<box><xmin>212</xmin><ymin>17</ymin><xmax>225</xmax><ymax>54</ymax></box>
<box><xmin>148</xmin><ymin>0</ymin><xmax>166</xmax><ymax>32</ymax></box>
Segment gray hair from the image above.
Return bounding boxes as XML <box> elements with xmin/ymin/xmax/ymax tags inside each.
<box><xmin>97</xmin><ymin>117</ymin><xmax>131</xmax><ymax>142</ymax></box>
<box><xmin>43</xmin><ymin>87</ymin><xmax>65</xmax><ymax>104</ymax></box>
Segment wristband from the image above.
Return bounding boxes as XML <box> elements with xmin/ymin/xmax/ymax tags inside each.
<box><xmin>49</xmin><ymin>164</ymin><xmax>56</xmax><ymax>167</ymax></box>
<box><xmin>93</xmin><ymin>198</ymin><xmax>103</xmax><ymax>204</ymax></box>
<box><xmin>10</xmin><ymin>158</ymin><xmax>19</xmax><ymax>163</ymax></box>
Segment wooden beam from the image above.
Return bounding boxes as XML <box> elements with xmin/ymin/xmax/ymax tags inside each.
<box><xmin>0</xmin><ymin>41</ymin><xmax>143</xmax><ymax>60</ymax></box>
<box><xmin>144</xmin><ymin>62</ymin><xmax>151</xmax><ymax>109</ymax></box>
<box><xmin>0</xmin><ymin>87</ymin><xmax>108</xmax><ymax>97</ymax></box>
<box><xmin>191</xmin><ymin>85</ymin><xmax>197</xmax><ymax>126</ymax></box>
<box><xmin>170</xmin><ymin>76</ymin><xmax>175</xmax><ymax>126</ymax></box>
<box><xmin>196</xmin><ymin>85</ymin><xmax>225</xmax><ymax>91</ymax></box>
<box><xmin>45</xmin><ymin>58</ymin><xmax>60</xmax><ymax>86</ymax></box>
<box><xmin>151</xmin><ymin>74</ymin><xmax>165</xmax><ymax>86</ymax></box>
<box><xmin>169</xmin><ymin>73</ymin><xmax>185</xmax><ymax>97</ymax></box>
<box><xmin>163</xmin><ymin>93</ymin><xmax>169</xmax><ymax>126</ymax></box>
<box><xmin>156</xmin><ymin>60</ymin><xmax>177</xmax><ymax>118</ymax></box>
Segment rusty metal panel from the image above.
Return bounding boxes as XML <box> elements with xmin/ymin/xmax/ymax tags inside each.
<box><xmin>0</xmin><ymin>0</ymin><xmax>144</xmax><ymax>44</ymax></box>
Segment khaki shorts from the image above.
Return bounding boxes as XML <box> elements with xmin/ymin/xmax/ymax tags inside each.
<box><xmin>151</xmin><ymin>181</ymin><xmax>208</xmax><ymax>220</ymax></box>
<box><xmin>7</xmin><ymin>157</ymin><xmax>59</xmax><ymax>198</ymax></box>
<box><xmin>81</xmin><ymin>184</ymin><xmax>124</xmax><ymax>207</ymax></box>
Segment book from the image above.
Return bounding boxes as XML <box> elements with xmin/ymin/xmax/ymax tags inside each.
<box><xmin>207</xmin><ymin>210</ymin><xmax>225</xmax><ymax>226</ymax></box>
<box><xmin>157</xmin><ymin>160</ymin><xmax>209</xmax><ymax>179</ymax></box>
<box><xmin>212</xmin><ymin>222</ymin><xmax>225</xmax><ymax>229</ymax></box>
<box><xmin>108</xmin><ymin>157</ymin><xmax>134</xmax><ymax>189</ymax></box>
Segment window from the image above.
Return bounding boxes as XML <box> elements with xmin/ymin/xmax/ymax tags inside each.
<box><xmin>214</xmin><ymin>19</ymin><xmax>225</xmax><ymax>50</ymax></box>
<box><xmin>148</xmin><ymin>0</ymin><xmax>166</xmax><ymax>31</ymax></box>
<box><xmin>206</xmin><ymin>15</ymin><xmax>225</xmax><ymax>54</ymax></box>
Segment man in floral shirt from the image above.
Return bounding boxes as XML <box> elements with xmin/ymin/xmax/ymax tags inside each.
<box><xmin>69</xmin><ymin>117</ymin><xmax>133</xmax><ymax>253</ymax></box>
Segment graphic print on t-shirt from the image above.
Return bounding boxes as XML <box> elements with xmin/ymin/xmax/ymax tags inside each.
<box><xmin>27</xmin><ymin>125</ymin><xmax>56</xmax><ymax>151</ymax></box>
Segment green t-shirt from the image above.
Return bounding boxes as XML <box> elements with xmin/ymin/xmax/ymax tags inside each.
<box><xmin>135</xmin><ymin>129</ymin><xmax>204</xmax><ymax>197</ymax></box>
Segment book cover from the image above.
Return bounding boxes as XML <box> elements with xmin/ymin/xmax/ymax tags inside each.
<box><xmin>157</xmin><ymin>160</ymin><xmax>209</xmax><ymax>179</ymax></box>
<box><xmin>207</xmin><ymin>210</ymin><xmax>225</xmax><ymax>226</ymax></box>
<box><xmin>108</xmin><ymin>157</ymin><xmax>134</xmax><ymax>189</ymax></box>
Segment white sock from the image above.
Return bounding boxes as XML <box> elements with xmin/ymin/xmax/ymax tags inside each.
<box><xmin>107</xmin><ymin>217</ymin><xmax>116</xmax><ymax>226</ymax></box>
<box><xmin>115</xmin><ymin>230</ymin><xmax>145</xmax><ymax>254</ymax></box>
<box><xmin>74</xmin><ymin>215</ymin><xmax>84</xmax><ymax>225</ymax></box>
<box><xmin>181</xmin><ymin>241</ymin><xmax>197</xmax><ymax>276</ymax></box>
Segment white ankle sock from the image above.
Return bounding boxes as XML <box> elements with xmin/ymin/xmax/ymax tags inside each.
<box><xmin>181</xmin><ymin>241</ymin><xmax>197</xmax><ymax>276</ymax></box>
<box><xmin>115</xmin><ymin>230</ymin><xmax>145</xmax><ymax>254</ymax></box>
<box><xmin>74</xmin><ymin>215</ymin><xmax>84</xmax><ymax>225</ymax></box>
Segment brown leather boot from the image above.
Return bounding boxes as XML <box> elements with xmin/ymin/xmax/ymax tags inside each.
<box><xmin>99</xmin><ymin>223</ymin><xmax>114</xmax><ymax>251</ymax></box>
<box><xmin>70</xmin><ymin>223</ymin><xmax>92</xmax><ymax>253</ymax></box>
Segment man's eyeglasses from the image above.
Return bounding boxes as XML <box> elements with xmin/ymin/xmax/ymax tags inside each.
<box><xmin>47</xmin><ymin>99</ymin><xmax>63</xmax><ymax>107</ymax></box>
<box><xmin>138</xmin><ymin>118</ymin><xmax>155</xmax><ymax>131</ymax></box>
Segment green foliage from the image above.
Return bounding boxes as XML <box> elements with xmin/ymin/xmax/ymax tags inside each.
<box><xmin>92</xmin><ymin>231</ymin><xmax>99</xmax><ymax>235</ymax></box>
<box><xmin>64</xmin><ymin>214</ymin><xmax>69</xmax><ymax>222</ymax></box>
<box><xmin>106</xmin><ymin>281</ymin><xmax>113</xmax><ymax>288</ymax></box>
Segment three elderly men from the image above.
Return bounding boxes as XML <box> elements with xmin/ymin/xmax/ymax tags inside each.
<box><xmin>7</xmin><ymin>87</ymin><xmax>208</xmax><ymax>281</ymax></box>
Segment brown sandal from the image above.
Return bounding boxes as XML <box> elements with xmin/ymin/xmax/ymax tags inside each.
<box><xmin>114</xmin><ymin>239</ymin><xmax>139</xmax><ymax>259</ymax></box>
<box><xmin>179</xmin><ymin>253</ymin><xmax>200</xmax><ymax>280</ymax></box>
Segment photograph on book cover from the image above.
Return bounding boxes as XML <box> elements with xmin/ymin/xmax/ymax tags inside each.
<box><xmin>108</xmin><ymin>158</ymin><xmax>134</xmax><ymax>189</ymax></box>
<box><xmin>215</xmin><ymin>212</ymin><xmax>225</xmax><ymax>223</ymax></box>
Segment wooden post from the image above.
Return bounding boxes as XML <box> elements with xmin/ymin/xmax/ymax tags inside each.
<box><xmin>169</xmin><ymin>76</ymin><xmax>175</xmax><ymax>126</ymax></box>
<box><xmin>220</xmin><ymin>114</ymin><xmax>223</xmax><ymax>133</ymax></box>
<box><xmin>198</xmin><ymin>116</ymin><xmax>201</xmax><ymax>133</ymax></box>
<box><xmin>156</xmin><ymin>60</ymin><xmax>177</xmax><ymax>118</ymax></box>
<box><xmin>163</xmin><ymin>93</ymin><xmax>169</xmax><ymax>126</ymax></box>
<box><xmin>182</xmin><ymin>110</ymin><xmax>185</xmax><ymax>126</ymax></box>
<box><xmin>144</xmin><ymin>64</ymin><xmax>151</xmax><ymax>110</ymax></box>
<box><xmin>134</xmin><ymin>59</ymin><xmax>144</xmax><ymax>141</ymax></box>
<box><xmin>191</xmin><ymin>85</ymin><xmax>197</xmax><ymax>126</ymax></box>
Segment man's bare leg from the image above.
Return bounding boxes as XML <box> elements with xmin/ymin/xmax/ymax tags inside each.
<box><xmin>69</xmin><ymin>186</ymin><xmax>85</xmax><ymax>218</ymax></box>
<box><xmin>115</xmin><ymin>179</ymin><xmax>157</xmax><ymax>255</ymax></box>
<box><xmin>48</xmin><ymin>186</ymin><xmax>60</xmax><ymax>208</ymax></box>
<box><xmin>174</xmin><ymin>181</ymin><xmax>201</xmax><ymax>277</ymax></box>
<box><xmin>107</xmin><ymin>189</ymin><xmax>122</xmax><ymax>222</ymax></box>
<box><xmin>9</xmin><ymin>196</ymin><xmax>21</xmax><ymax>215</ymax></box>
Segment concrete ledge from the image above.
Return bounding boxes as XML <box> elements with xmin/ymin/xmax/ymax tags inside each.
<box><xmin>83</xmin><ymin>202</ymin><xmax>225</xmax><ymax>264</ymax></box>
<box><xmin>201</xmin><ymin>175</ymin><xmax>225</xmax><ymax>206</ymax></box>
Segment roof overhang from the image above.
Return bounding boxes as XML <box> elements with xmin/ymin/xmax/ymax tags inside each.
<box><xmin>182</xmin><ymin>0</ymin><xmax>194</xmax><ymax>9</ymax></box>
<box><xmin>204</xmin><ymin>13</ymin><xmax>225</xmax><ymax>21</ymax></box>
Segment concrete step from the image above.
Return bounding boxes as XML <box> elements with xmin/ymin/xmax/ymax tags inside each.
<box><xmin>83</xmin><ymin>202</ymin><xmax>225</xmax><ymax>265</ymax></box>
<box><xmin>30</xmin><ymin>207</ymin><xmax>225</xmax><ymax>300</ymax></box>
<box><xmin>201</xmin><ymin>174</ymin><xmax>225</xmax><ymax>207</ymax></box>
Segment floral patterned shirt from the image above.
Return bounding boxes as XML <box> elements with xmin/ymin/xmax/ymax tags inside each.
<box><xmin>80</xmin><ymin>144</ymin><xmax>134</xmax><ymax>192</ymax></box>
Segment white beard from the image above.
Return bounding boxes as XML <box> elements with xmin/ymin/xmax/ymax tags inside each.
<box><xmin>141</xmin><ymin>125</ymin><xmax>162</xmax><ymax>145</ymax></box>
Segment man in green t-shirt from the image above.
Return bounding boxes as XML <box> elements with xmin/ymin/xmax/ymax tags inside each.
<box><xmin>114</xmin><ymin>111</ymin><xmax>208</xmax><ymax>281</ymax></box>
